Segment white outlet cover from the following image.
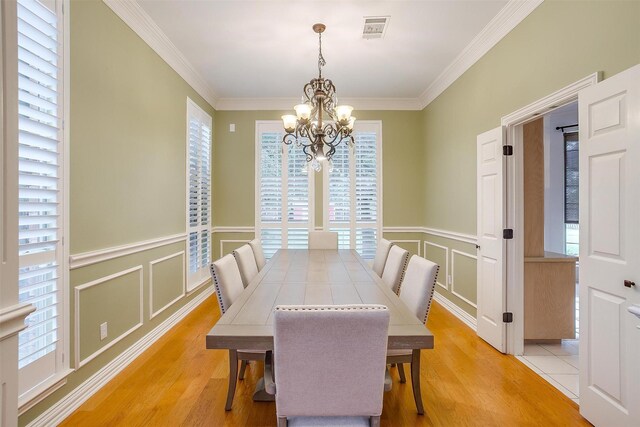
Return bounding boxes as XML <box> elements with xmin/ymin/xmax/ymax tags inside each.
<box><xmin>229</xmin><ymin>123</ymin><xmax>235</xmax><ymax>132</ymax></box>
<box><xmin>100</xmin><ymin>322</ymin><xmax>108</xmax><ymax>340</ymax></box>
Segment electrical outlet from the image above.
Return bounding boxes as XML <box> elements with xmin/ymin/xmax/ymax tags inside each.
<box><xmin>100</xmin><ymin>322</ymin><xmax>108</xmax><ymax>341</ymax></box>
<box><xmin>447</xmin><ymin>275</ymin><xmax>452</xmax><ymax>285</ymax></box>
<box><xmin>229</xmin><ymin>123</ymin><xmax>235</xmax><ymax>132</ymax></box>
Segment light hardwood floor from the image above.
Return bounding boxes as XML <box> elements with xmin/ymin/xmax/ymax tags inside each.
<box><xmin>60</xmin><ymin>294</ymin><xmax>591</xmax><ymax>426</ymax></box>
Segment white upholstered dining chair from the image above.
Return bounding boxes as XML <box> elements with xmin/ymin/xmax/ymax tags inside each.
<box><xmin>386</xmin><ymin>255</ymin><xmax>439</xmax><ymax>414</ymax></box>
<box><xmin>381</xmin><ymin>245</ymin><xmax>409</xmax><ymax>295</ymax></box>
<box><xmin>269</xmin><ymin>305</ymin><xmax>390</xmax><ymax>427</ymax></box>
<box><xmin>210</xmin><ymin>254</ymin><xmax>266</xmax><ymax>410</ymax></box>
<box><xmin>249</xmin><ymin>238</ymin><xmax>266</xmax><ymax>271</ymax></box>
<box><xmin>372</xmin><ymin>238</ymin><xmax>394</xmax><ymax>277</ymax></box>
<box><xmin>233</xmin><ymin>244</ymin><xmax>259</xmax><ymax>288</ymax></box>
<box><xmin>308</xmin><ymin>231</ymin><xmax>338</xmax><ymax>250</ymax></box>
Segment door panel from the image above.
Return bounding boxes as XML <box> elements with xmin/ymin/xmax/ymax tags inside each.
<box><xmin>476</xmin><ymin>126</ymin><xmax>506</xmax><ymax>352</ymax></box>
<box><xmin>579</xmin><ymin>64</ymin><xmax>640</xmax><ymax>426</ymax></box>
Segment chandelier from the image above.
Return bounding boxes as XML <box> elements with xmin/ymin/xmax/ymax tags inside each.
<box><xmin>281</xmin><ymin>23</ymin><xmax>356</xmax><ymax>172</ymax></box>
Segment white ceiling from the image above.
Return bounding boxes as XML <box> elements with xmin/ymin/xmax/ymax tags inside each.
<box><xmin>136</xmin><ymin>0</ymin><xmax>509</xmax><ymax>104</ymax></box>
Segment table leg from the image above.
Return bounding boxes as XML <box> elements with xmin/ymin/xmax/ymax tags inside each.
<box><xmin>225</xmin><ymin>349</ymin><xmax>238</xmax><ymax>411</ymax></box>
<box><xmin>411</xmin><ymin>349</ymin><xmax>425</xmax><ymax>415</ymax></box>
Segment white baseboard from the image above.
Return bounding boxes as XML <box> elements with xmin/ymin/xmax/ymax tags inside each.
<box><xmin>433</xmin><ymin>292</ymin><xmax>477</xmax><ymax>331</ymax></box>
<box><xmin>26</xmin><ymin>285</ymin><xmax>214</xmax><ymax>427</ymax></box>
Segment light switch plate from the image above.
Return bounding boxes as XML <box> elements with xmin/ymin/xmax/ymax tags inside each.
<box><xmin>229</xmin><ymin>123</ymin><xmax>235</xmax><ymax>132</ymax></box>
<box><xmin>100</xmin><ymin>322</ymin><xmax>108</xmax><ymax>340</ymax></box>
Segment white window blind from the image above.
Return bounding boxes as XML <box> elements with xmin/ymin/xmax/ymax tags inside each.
<box><xmin>256</xmin><ymin>122</ymin><xmax>314</xmax><ymax>259</ymax></box>
<box><xmin>17</xmin><ymin>0</ymin><xmax>66</xmax><ymax>396</ymax></box>
<box><xmin>325</xmin><ymin>121</ymin><xmax>382</xmax><ymax>260</ymax></box>
<box><xmin>186</xmin><ymin>99</ymin><xmax>212</xmax><ymax>290</ymax></box>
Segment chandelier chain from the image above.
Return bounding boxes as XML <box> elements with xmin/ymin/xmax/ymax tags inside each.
<box><xmin>318</xmin><ymin>32</ymin><xmax>326</xmax><ymax>78</ymax></box>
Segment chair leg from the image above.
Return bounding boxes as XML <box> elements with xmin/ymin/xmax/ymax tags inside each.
<box><xmin>225</xmin><ymin>350</ymin><xmax>238</xmax><ymax>411</ymax></box>
<box><xmin>277</xmin><ymin>416</ymin><xmax>287</xmax><ymax>427</ymax></box>
<box><xmin>410</xmin><ymin>349</ymin><xmax>425</xmax><ymax>415</ymax></box>
<box><xmin>370</xmin><ymin>415</ymin><xmax>381</xmax><ymax>427</ymax></box>
<box><xmin>239</xmin><ymin>360</ymin><xmax>248</xmax><ymax>380</ymax></box>
<box><xmin>398</xmin><ymin>362</ymin><xmax>407</xmax><ymax>383</ymax></box>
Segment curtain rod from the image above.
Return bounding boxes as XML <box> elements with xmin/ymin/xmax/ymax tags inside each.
<box><xmin>556</xmin><ymin>123</ymin><xmax>579</xmax><ymax>132</ymax></box>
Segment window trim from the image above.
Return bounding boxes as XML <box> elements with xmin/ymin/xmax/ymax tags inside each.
<box><xmin>16</xmin><ymin>0</ymin><xmax>71</xmax><ymax>409</ymax></box>
<box><xmin>255</xmin><ymin>120</ymin><xmax>315</xmax><ymax>255</ymax></box>
<box><xmin>185</xmin><ymin>97</ymin><xmax>212</xmax><ymax>291</ymax></box>
<box><xmin>322</xmin><ymin>120</ymin><xmax>383</xmax><ymax>254</ymax></box>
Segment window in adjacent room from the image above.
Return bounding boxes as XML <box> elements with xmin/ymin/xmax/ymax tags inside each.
<box><xmin>324</xmin><ymin>121</ymin><xmax>382</xmax><ymax>260</ymax></box>
<box><xmin>564</xmin><ymin>131</ymin><xmax>579</xmax><ymax>256</ymax></box>
<box><xmin>186</xmin><ymin>99</ymin><xmax>212</xmax><ymax>290</ymax></box>
<box><xmin>17</xmin><ymin>0</ymin><xmax>68</xmax><ymax>400</ymax></box>
<box><xmin>255</xmin><ymin>121</ymin><xmax>315</xmax><ymax>259</ymax></box>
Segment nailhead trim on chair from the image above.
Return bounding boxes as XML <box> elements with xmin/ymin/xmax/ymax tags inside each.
<box><xmin>210</xmin><ymin>263</ymin><xmax>227</xmax><ymax>314</ymax></box>
<box><xmin>422</xmin><ymin>265</ymin><xmax>440</xmax><ymax>324</ymax></box>
<box><xmin>394</xmin><ymin>251</ymin><xmax>410</xmax><ymax>296</ymax></box>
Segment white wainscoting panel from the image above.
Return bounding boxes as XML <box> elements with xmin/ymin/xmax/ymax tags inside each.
<box><xmin>149</xmin><ymin>251</ymin><xmax>186</xmax><ymax>320</ymax></box>
<box><xmin>423</xmin><ymin>241</ymin><xmax>449</xmax><ymax>291</ymax></box>
<box><xmin>74</xmin><ymin>266</ymin><xmax>144</xmax><ymax>368</ymax></box>
<box><xmin>389</xmin><ymin>240</ymin><xmax>421</xmax><ymax>257</ymax></box>
<box><xmin>451</xmin><ymin>249</ymin><xmax>478</xmax><ymax>309</ymax></box>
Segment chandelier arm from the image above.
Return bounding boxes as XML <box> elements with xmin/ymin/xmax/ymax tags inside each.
<box><xmin>302</xmin><ymin>144</ymin><xmax>314</xmax><ymax>162</ymax></box>
<box><xmin>282</xmin><ymin>133</ymin><xmax>297</xmax><ymax>145</ymax></box>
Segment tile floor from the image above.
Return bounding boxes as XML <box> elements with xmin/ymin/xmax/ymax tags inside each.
<box><xmin>517</xmin><ymin>340</ymin><xmax>580</xmax><ymax>404</ymax></box>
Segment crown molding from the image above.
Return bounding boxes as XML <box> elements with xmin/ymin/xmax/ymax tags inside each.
<box><xmin>418</xmin><ymin>0</ymin><xmax>544</xmax><ymax>109</ymax></box>
<box><xmin>215</xmin><ymin>97</ymin><xmax>424</xmax><ymax>111</ymax></box>
<box><xmin>102</xmin><ymin>0</ymin><xmax>218</xmax><ymax>109</ymax></box>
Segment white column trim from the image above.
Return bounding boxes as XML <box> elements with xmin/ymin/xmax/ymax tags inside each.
<box><xmin>0</xmin><ymin>303</ymin><xmax>36</xmax><ymax>341</ymax></box>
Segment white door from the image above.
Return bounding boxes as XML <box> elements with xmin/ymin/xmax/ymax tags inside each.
<box><xmin>476</xmin><ymin>127</ymin><xmax>507</xmax><ymax>352</ymax></box>
<box><xmin>579</xmin><ymin>64</ymin><xmax>640</xmax><ymax>426</ymax></box>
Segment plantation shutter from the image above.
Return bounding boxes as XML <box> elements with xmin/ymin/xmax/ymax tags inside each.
<box><xmin>186</xmin><ymin>100</ymin><xmax>212</xmax><ymax>290</ymax></box>
<box><xmin>17</xmin><ymin>0</ymin><xmax>65</xmax><ymax>394</ymax></box>
<box><xmin>256</xmin><ymin>122</ymin><xmax>313</xmax><ymax>258</ymax></box>
<box><xmin>325</xmin><ymin>122</ymin><xmax>382</xmax><ymax>260</ymax></box>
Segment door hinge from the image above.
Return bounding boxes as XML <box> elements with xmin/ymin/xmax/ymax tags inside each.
<box><xmin>503</xmin><ymin>229</ymin><xmax>514</xmax><ymax>239</ymax></box>
<box><xmin>503</xmin><ymin>145</ymin><xmax>513</xmax><ymax>156</ymax></box>
<box><xmin>503</xmin><ymin>312</ymin><xmax>513</xmax><ymax>323</ymax></box>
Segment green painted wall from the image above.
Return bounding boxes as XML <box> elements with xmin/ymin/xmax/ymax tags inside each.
<box><xmin>70</xmin><ymin>0</ymin><xmax>215</xmax><ymax>254</ymax></box>
<box><xmin>19</xmin><ymin>0</ymin><xmax>214</xmax><ymax>424</ymax></box>
<box><xmin>422</xmin><ymin>0</ymin><xmax>640</xmax><ymax>314</ymax></box>
<box><xmin>213</xmin><ymin>110</ymin><xmax>425</xmax><ymax>229</ymax></box>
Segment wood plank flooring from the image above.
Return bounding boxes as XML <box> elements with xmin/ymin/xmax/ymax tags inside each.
<box><xmin>60</xmin><ymin>295</ymin><xmax>591</xmax><ymax>426</ymax></box>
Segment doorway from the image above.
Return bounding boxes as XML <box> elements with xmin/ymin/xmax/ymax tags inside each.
<box><xmin>516</xmin><ymin>102</ymin><xmax>580</xmax><ymax>404</ymax></box>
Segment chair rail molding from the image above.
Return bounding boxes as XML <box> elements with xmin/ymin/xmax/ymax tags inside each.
<box><xmin>26</xmin><ymin>286</ymin><xmax>213</xmax><ymax>427</ymax></box>
<box><xmin>422</xmin><ymin>227</ymin><xmax>477</xmax><ymax>245</ymax></box>
<box><xmin>211</xmin><ymin>226</ymin><xmax>255</xmax><ymax>234</ymax></box>
<box><xmin>101</xmin><ymin>0</ymin><xmax>217</xmax><ymax>108</ymax></box>
<box><xmin>0</xmin><ymin>303</ymin><xmax>36</xmax><ymax>341</ymax></box>
<box><xmin>418</xmin><ymin>0</ymin><xmax>543</xmax><ymax>108</ymax></box>
<box><xmin>69</xmin><ymin>233</ymin><xmax>187</xmax><ymax>270</ymax></box>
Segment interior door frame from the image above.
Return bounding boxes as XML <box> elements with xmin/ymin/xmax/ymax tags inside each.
<box><xmin>500</xmin><ymin>73</ymin><xmax>599</xmax><ymax>355</ymax></box>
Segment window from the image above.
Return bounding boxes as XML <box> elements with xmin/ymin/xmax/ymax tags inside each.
<box><xmin>564</xmin><ymin>131</ymin><xmax>579</xmax><ymax>255</ymax></box>
<box><xmin>17</xmin><ymin>0</ymin><xmax>67</xmax><ymax>397</ymax></box>
<box><xmin>324</xmin><ymin>121</ymin><xmax>382</xmax><ymax>260</ymax></box>
<box><xmin>256</xmin><ymin>121</ymin><xmax>314</xmax><ymax>259</ymax></box>
<box><xmin>186</xmin><ymin>99</ymin><xmax>212</xmax><ymax>290</ymax></box>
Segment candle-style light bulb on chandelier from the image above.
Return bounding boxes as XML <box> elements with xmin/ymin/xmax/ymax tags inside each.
<box><xmin>282</xmin><ymin>23</ymin><xmax>356</xmax><ymax>172</ymax></box>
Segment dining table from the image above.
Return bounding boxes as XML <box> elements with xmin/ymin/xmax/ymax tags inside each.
<box><xmin>206</xmin><ymin>248</ymin><xmax>434</xmax><ymax>414</ymax></box>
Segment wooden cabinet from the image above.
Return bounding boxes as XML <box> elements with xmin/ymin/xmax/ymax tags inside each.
<box><xmin>524</xmin><ymin>252</ymin><xmax>578</xmax><ymax>341</ymax></box>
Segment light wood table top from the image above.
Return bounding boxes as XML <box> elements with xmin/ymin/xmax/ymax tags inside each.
<box><xmin>206</xmin><ymin>249</ymin><xmax>434</xmax><ymax>351</ymax></box>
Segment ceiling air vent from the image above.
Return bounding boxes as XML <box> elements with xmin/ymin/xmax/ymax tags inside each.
<box><xmin>362</xmin><ymin>16</ymin><xmax>390</xmax><ymax>39</ymax></box>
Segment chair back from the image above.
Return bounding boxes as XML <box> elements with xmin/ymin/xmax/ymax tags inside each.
<box><xmin>249</xmin><ymin>238</ymin><xmax>266</xmax><ymax>271</ymax></box>
<box><xmin>372</xmin><ymin>238</ymin><xmax>393</xmax><ymax>277</ymax></box>
<box><xmin>308</xmin><ymin>231</ymin><xmax>338</xmax><ymax>250</ymax></box>
<box><xmin>274</xmin><ymin>304</ymin><xmax>390</xmax><ymax>419</ymax></box>
<box><xmin>210</xmin><ymin>254</ymin><xmax>244</xmax><ymax>314</ymax></box>
<box><xmin>399</xmin><ymin>255</ymin><xmax>439</xmax><ymax>324</ymax></box>
<box><xmin>381</xmin><ymin>245</ymin><xmax>409</xmax><ymax>294</ymax></box>
<box><xmin>233</xmin><ymin>244</ymin><xmax>259</xmax><ymax>288</ymax></box>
